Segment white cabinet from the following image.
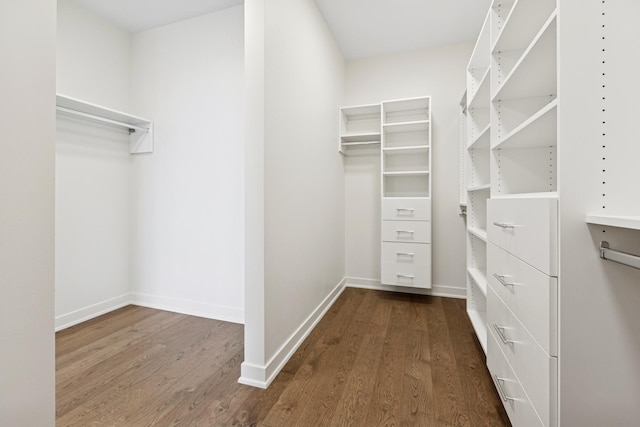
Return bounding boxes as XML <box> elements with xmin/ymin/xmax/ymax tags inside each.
<box><xmin>381</xmin><ymin>97</ymin><xmax>432</xmax><ymax>289</ymax></box>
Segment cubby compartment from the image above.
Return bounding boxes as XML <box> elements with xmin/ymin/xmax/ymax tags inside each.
<box><xmin>492</xmin><ymin>97</ymin><xmax>557</xmax><ymax>148</ymax></box>
<box><xmin>382</xmin><ymin>97</ymin><xmax>430</xmax><ymax>124</ymax></box>
<box><xmin>493</xmin><ymin>14</ymin><xmax>557</xmax><ymax>101</ymax></box>
<box><xmin>467</xmin><ymin>231</ymin><xmax>488</xmax><ymax>352</ymax></box>
<box><xmin>492</xmin><ymin>0</ymin><xmax>557</xmax><ymax>54</ymax></box>
<box><xmin>492</xmin><ymin>146</ymin><xmax>557</xmax><ymax>195</ymax></box>
<box><xmin>467</xmin><ymin>10</ymin><xmax>491</xmax><ymax>104</ymax></box>
<box><xmin>382</xmin><ymin>148</ymin><xmax>429</xmax><ymax>173</ymax></box>
<box><xmin>468</xmin><ymin>187</ymin><xmax>490</xmax><ymax>233</ymax></box>
<box><xmin>383</xmin><ymin>173</ymin><xmax>430</xmax><ymax>198</ymax></box>
<box><xmin>490</xmin><ymin>0</ymin><xmax>517</xmax><ymax>48</ymax></box>
<box><xmin>339</xmin><ymin>103</ymin><xmax>381</xmax><ymax>154</ymax></box>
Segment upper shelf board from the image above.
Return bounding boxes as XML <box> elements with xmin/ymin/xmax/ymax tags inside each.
<box><xmin>56</xmin><ymin>94</ymin><xmax>154</xmax><ymax>154</ymax></box>
<box><xmin>586</xmin><ymin>215</ymin><xmax>640</xmax><ymax>231</ymax></box>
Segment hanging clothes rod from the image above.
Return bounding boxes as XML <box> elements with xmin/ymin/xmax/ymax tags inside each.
<box><xmin>56</xmin><ymin>106</ymin><xmax>149</xmax><ymax>133</ymax></box>
<box><xmin>600</xmin><ymin>241</ymin><xmax>640</xmax><ymax>270</ymax></box>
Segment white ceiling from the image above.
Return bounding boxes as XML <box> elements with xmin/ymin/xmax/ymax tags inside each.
<box><xmin>314</xmin><ymin>0</ymin><xmax>492</xmax><ymax>59</ymax></box>
<box><xmin>71</xmin><ymin>0</ymin><xmax>244</xmax><ymax>33</ymax></box>
<box><xmin>71</xmin><ymin>0</ymin><xmax>490</xmax><ymax>59</ymax></box>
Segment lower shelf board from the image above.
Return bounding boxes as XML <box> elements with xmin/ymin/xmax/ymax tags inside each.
<box><xmin>467</xmin><ymin>309</ymin><xmax>488</xmax><ymax>354</ymax></box>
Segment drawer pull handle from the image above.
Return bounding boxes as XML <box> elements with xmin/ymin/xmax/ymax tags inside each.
<box><xmin>396</xmin><ymin>230</ymin><xmax>414</xmax><ymax>234</ymax></box>
<box><xmin>493</xmin><ymin>222</ymin><xmax>515</xmax><ymax>229</ymax></box>
<box><xmin>397</xmin><ymin>252</ymin><xmax>415</xmax><ymax>258</ymax></box>
<box><xmin>493</xmin><ymin>273</ymin><xmax>514</xmax><ymax>287</ymax></box>
<box><xmin>493</xmin><ymin>324</ymin><xmax>515</xmax><ymax>345</ymax></box>
<box><xmin>493</xmin><ymin>375</ymin><xmax>516</xmax><ymax>402</ymax></box>
<box><xmin>397</xmin><ymin>274</ymin><xmax>415</xmax><ymax>279</ymax></box>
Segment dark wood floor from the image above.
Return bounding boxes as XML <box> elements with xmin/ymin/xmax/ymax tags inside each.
<box><xmin>56</xmin><ymin>288</ymin><xmax>510</xmax><ymax>426</ymax></box>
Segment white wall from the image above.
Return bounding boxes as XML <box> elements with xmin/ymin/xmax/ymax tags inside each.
<box><xmin>0</xmin><ymin>0</ymin><xmax>56</xmax><ymax>424</ymax></box>
<box><xmin>343</xmin><ymin>43</ymin><xmax>473</xmax><ymax>297</ymax></box>
<box><xmin>242</xmin><ymin>0</ymin><xmax>346</xmax><ymax>387</ymax></box>
<box><xmin>55</xmin><ymin>0</ymin><xmax>133</xmax><ymax>329</ymax></box>
<box><xmin>57</xmin><ymin>0</ymin><xmax>131</xmax><ymax>111</ymax></box>
<box><xmin>130</xmin><ymin>6</ymin><xmax>245</xmax><ymax>323</ymax></box>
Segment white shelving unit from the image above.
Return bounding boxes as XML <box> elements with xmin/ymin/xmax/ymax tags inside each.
<box><xmin>459</xmin><ymin>92</ymin><xmax>468</xmax><ymax>211</ymax></box>
<box><xmin>465</xmin><ymin>9</ymin><xmax>491</xmax><ymax>353</ymax></box>
<box><xmin>380</xmin><ymin>96</ymin><xmax>432</xmax><ymax>289</ymax></box>
<box><xmin>56</xmin><ymin>94</ymin><xmax>154</xmax><ymax>154</ymax></box>
<box><xmin>586</xmin><ymin>215</ymin><xmax>640</xmax><ymax>231</ymax></box>
<box><xmin>467</xmin><ymin>1</ymin><xmax>560</xmax><ymax>426</ymax></box>
<box><xmin>339</xmin><ymin>104</ymin><xmax>381</xmax><ymax>155</ymax></box>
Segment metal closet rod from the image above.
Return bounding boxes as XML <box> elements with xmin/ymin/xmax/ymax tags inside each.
<box><xmin>600</xmin><ymin>241</ymin><xmax>640</xmax><ymax>270</ymax></box>
<box><xmin>56</xmin><ymin>106</ymin><xmax>148</xmax><ymax>133</ymax></box>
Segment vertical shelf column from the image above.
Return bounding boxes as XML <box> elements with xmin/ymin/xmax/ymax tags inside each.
<box><xmin>380</xmin><ymin>97</ymin><xmax>432</xmax><ymax>289</ymax></box>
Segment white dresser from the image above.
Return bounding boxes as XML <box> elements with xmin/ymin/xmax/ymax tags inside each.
<box><xmin>487</xmin><ymin>197</ymin><xmax>558</xmax><ymax>427</ymax></box>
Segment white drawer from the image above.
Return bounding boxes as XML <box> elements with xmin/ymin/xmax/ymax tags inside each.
<box><xmin>382</xmin><ymin>197</ymin><xmax>431</xmax><ymax>221</ymax></box>
<box><xmin>381</xmin><ymin>220</ymin><xmax>431</xmax><ymax>243</ymax></box>
<box><xmin>381</xmin><ymin>260</ymin><xmax>431</xmax><ymax>288</ymax></box>
<box><xmin>488</xmin><ymin>288</ymin><xmax>558</xmax><ymax>427</ymax></box>
<box><xmin>487</xmin><ymin>197</ymin><xmax>558</xmax><ymax>276</ymax></box>
<box><xmin>381</xmin><ymin>242</ymin><xmax>430</xmax><ymax>265</ymax></box>
<box><xmin>487</xmin><ymin>331</ymin><xmax>546</xmax><ymax>427</ymax></box>
<box><xmin>488</xmin><ymin>242</ymin><xmax>558</xmax><ymax>356</ymax></box>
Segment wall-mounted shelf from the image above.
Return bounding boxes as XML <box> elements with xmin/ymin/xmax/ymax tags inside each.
<box><xmin>56</xmin><ymin>94</ymin><xmax>154</xmax><ymax>154</ymax></box>
<box><xmin>339</xmin><ymin>103</ymin><xmax>381</xmax><ymax>155</ymax></box>
<box><xmin>586</xmin><ymin>215</ymin><xmax>640</xmax><ymax>231</ymax></box>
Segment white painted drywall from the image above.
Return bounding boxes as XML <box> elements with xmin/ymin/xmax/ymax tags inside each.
<box><xmin>130</xmin><ymin>6</ymin><xmax>245</xmax><ymax>323</ymax></box>
<box><xmin>242</xmin><ymin>0</ymin><xmax>267</xmax><ymax>384</ymax></box>
<box><xmin>242</xmin><ymin>0</ymin><xmax>346</xmax><ymax>385</ymax></box>
<box><xmin>0</xmin><ymin>0</ymin><xmax>56</xmax><ymax>424</ymax></box>
<box><xmin>55</xmin><ymin>0</ymin><xmax>133</xmax><ymax>329</ymax></box>
<box><xmin>343</xmin><ymin>43</ymin><xmax>473</xmax><ymax>296</ymax></box>
<box><xmin>57</xmin><ymin>0</ymin><xmax>132</xmax><ymax>111</ymax></box>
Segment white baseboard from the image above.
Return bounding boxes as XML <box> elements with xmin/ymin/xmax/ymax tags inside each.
<box><xmin>55</xmin><ymin>293</ymin><xmax>132</xmax><ymax>331</ymax></box>
<box><xmin>345</xmin><ymin>277</ymin><xmax>466</xmax><ymax>299</ymax></box>
<box><xmin>131</xmin><ymin>292</ymin><xmax>244</xmax><ymax>324</ymax></box>
<box><xmin>238</xmin><ymin>277</ymin><xmax>347</xmax><ymax>389</ymax></box>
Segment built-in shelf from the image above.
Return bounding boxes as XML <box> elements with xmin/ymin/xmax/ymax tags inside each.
<box><xmin>467</xmin><ymin>184</ymin><xmax>491</xmax><ymax>192</ymax></box>
<box><xmin>469</xmin><ymin>123</ymin><xmax>491</xmax><ymax>150</ymax></box>
<box><xmin>468</xmin><ymin>227</ymin><xmax>488</xmax><ymax>242</ymax></box>
<box><xmin>341</xmin><ymin>141</ymin><xmax>381</xmax><ymax>147</ymax></box>
<box><xmin>492</xmin><ymin>191</ymin><xmax>558</xmax><ymax>200</ymax></box>
<box><xmin>495</xmin><ymin>100</ymin><xmax>557</xmax><ymax>149</ymax></box>
<box><xmin>492</xmin><ymin>13</ymin><xmax>557</xmax><ymax>102</ymax></box>
<box><xmin>586</xmin><ymin>215</ymin><xmax>640</xmax><ymax>231</ymax></box>
<box><xmin>341</xmin><ymin>132</ymin><xmax>381</xmax><ymax>143</ymax></box>
<box><xmin>468</xmin><ymin>267</ymin><xmax>488</xmax><ymax>296</ymax></box>
<box><xmin>383</xmin><ymin>171</ymin><xmax>429</xmax><ymax>177</ymax></box>
<box><xmin>382</xmin><ymin>145</ymin><xmax>429</xmax><ymax>154</ymax></box>
<box><xmin>383</xmin><ymin>120</ymin><xmax>430</xmax><ymax>133</ymax></box>
<box><xmin>468</xmin><ymin>68</ymin><xmax>490</xmax><ymax>110</ymax></box>
<box><xmin>467</xmin><ymin>309</ymin><xmax>488</xmax><ymax>353</ymax></box>
<box><xmin>56</xmin><ymin>93</ymin><xmax>154</xmax><ymax>154</ymax></box>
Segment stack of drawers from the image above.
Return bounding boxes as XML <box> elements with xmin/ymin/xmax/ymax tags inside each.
<box><xmin>486</xmin><ymin>197</ymin><xmax>558</xmax><ymax>427</ymax></box>
<box><xmin>380</xmin><ymin>198</ymin><xmax>431</xmax><ymax>288</ymax></box>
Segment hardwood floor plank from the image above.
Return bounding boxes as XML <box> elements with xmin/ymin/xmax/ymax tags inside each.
<box><xmin>426</xmin><ymin>297</ymin><xmax>473</xmax><ymax>427</ymax></box>
<box><xmin>401</xmin><ymin>328</ymin><xmax>436</xmax><ymax>426</ymax></box>
<box><xmin>364</xmin><ymin>300</ymin><xmax>410</xmax><ymax>426</ymax></box>
<box><xmin>441</xmin><ymin>298</ymin><xmax>510</xmax><ymax>427</ymax></box>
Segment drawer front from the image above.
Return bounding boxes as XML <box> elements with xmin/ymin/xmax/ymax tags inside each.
<box><xmin>381</xmin><ymin>242</ymin><xmax>430</xmax><ymax>266</ymax></box>
<box><xmin>487</xmin><ymin>331</ymin><xmax>546</xmax><ymax>427</ymax></box>
<box><xmin>382</xmin><ymin>197</ymin><xmax>431</xmax><ymax>221</ymax></box>
<box><xmin>488</xmin><ymin>242</ymin><xmax>558</xmax><ymax>356</ymax></box>
<box><xmin>488</xmin><ymin>288</ymin><xmax>558</xmax><ymax>427</ymax></box>
<box><xmin>382</xmin><ymin>220</ymin><xmax>431</xmax><ymax>243</ymax></box>
<box><xmin>381</xmin><ymin>259</ymin><xmax>431</xmax><ymax>288</ymax></box>
<box><xmin>487</xmin><ymin>197</ymin><xmax>558</xmax><ymax>276</ymax></box>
